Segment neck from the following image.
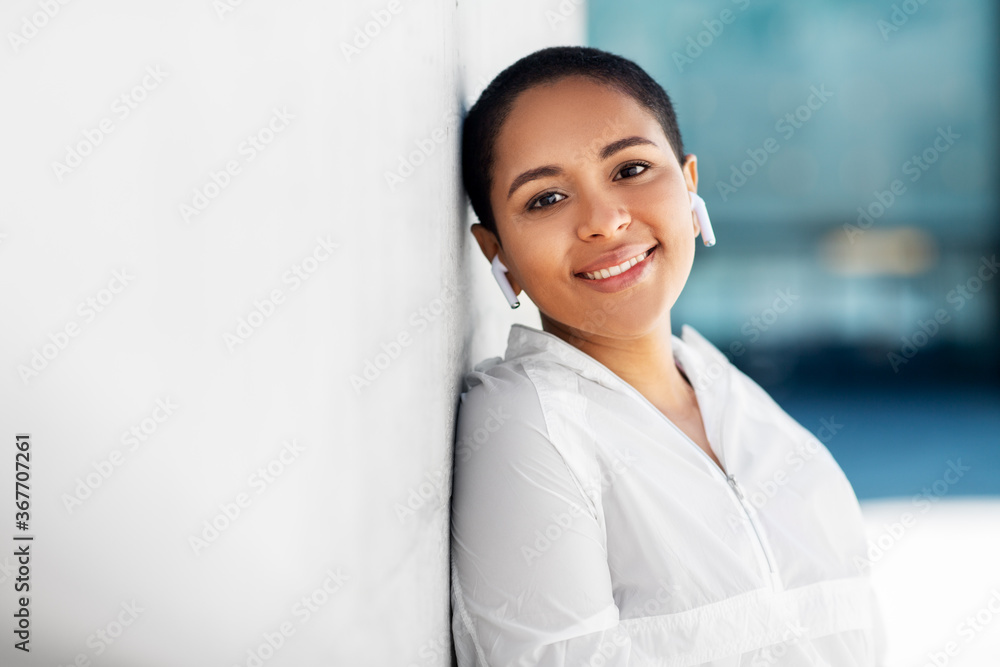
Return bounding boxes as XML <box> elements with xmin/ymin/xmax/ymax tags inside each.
<box><xmin>540</xmin><ymin>311</ymin><xmax>692</xmax><ymax>413</ymax></box>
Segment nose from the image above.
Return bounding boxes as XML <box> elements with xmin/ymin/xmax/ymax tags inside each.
<box><xmin>576</xmin><ymin>187</ymin><xmax>631</xmax><ymax>239</ymax></box>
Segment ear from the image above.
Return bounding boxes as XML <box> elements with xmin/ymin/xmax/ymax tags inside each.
<box><xmin>681</xmin><ymin>154</ymin><xmax>700</xmax><ymax>235</ymax></box>
<box><xmin>470</xmin><ymin>223</ymin><xmax>522</xmax><ymax>296</ymax></box>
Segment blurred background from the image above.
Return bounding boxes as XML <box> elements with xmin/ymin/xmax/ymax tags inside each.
<box><xmin>587</xmin><ymin>0</ymin><xmax>1000</xmax><ymax>498</ymax></box>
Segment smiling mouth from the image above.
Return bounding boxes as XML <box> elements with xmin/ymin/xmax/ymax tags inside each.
<box><xmin>576</xmin><ymin>244</ymin><xmax>657</xmax><ymax>281</ymax></box>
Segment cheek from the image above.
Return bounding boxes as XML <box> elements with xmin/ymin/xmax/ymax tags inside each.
<box><xmin>654</xmin><ymin>212</ymin><xmax>697</xmax><ymax>287</ymax></box>
<box><xmin>512</xmin><ymin>237</ymin><xmax>563</xmax><ymax>290</ymax></box>
<box><xmin>671</xmin><ymin>216</ymin><xmax>697</xmax><ymax>258</ymax></box>
<box><xmin>633</xmin><ymin>183</ymin><xmax>672</xmax><ymax>208</ymax></box>
<box><xmin>670</xmin><ymin>228</ymin><xmax>697</xmax><ymax>293</ymax></box>
<box><xmin>653</xmin><ymin>200</ymin><xmax>697</xmax><ymax>252</ymax></box>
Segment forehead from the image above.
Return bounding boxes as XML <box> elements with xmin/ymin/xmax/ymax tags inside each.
<box><xmin>492</xmin><ymin>76</ymin><xmax>669</xmax><ymax>183</ymax></box>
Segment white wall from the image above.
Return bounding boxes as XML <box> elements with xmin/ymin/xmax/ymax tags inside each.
<box><xmin>0</xmin><ymin>1</ymin><xmax>582</xmax><ymax>665</ymax></box>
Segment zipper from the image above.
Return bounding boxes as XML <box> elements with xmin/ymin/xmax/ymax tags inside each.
<box><xmin>520</xmin><ymin>327</ymin><xmax>783</xmax><ymax>591</ymax></box>
<box><xmin>610</xmin><ymin>375</ymin><xmax>782</xmax><ymax>591</ymax></box>
<box><xmin>725</xmin><ymin>473</ymin><xmax>781</xmax><ymax>590</ymax></box>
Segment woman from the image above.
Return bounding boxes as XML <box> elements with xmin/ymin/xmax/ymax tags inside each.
<box><xmin>451</xmin><ymin>45</ymin><xmax>886</xmax><ymax>666</ymax></box>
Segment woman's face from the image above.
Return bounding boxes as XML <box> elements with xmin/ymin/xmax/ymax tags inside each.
<box><xmin>475</xmin><ymin>75</ymin><xmax>701</xmax><ymax>343</ymax></box>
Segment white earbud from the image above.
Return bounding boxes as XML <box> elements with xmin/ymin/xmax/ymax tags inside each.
<box><xmin>491</xmin><ymin>254</ymin><xmax>520</xmax><ymax>309</ymax></box>
<box><xmin>689</xmin><ymin>192</ymin><xmax>715</xmax><ymax>247</ymax></box>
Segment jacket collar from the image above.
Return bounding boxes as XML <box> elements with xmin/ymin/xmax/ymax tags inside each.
<box><xmin>503</xmin><ymin>323</ymin><xmax>732</xmax><ymax>450</ymax></box>
<box><xmin>504</xmin><ymin>322</ymin><xmax>718</xmax><ymax>390</ymax></box>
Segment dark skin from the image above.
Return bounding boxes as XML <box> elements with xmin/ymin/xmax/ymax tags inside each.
<box><xmin>469</xmin><ymin>75</ymin><xmax>723</xmax><ymax>471</ymax></box>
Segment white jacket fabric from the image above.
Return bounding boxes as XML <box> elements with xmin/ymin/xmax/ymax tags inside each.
<box><xmin>450</xmin><ymin>323</ymin><xmax>886</xmax><ymax>667</ymax></box>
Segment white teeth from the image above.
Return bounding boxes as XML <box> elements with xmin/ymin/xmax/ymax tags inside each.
<box><xmin>582</xmin><ymin>248</ymin><xmax>652</xmax><ymax>280</ymax></box>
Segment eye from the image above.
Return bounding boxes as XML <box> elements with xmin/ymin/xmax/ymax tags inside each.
<box><xmin>525</xmin><ymin>161</ymin><xmax>650</xmax><ymax>211</ymax></box>
<box><xmin>527</xmin><ymin>191</ymin><xmax>566</xmax><ymax>210</ymax></box>
<box><xmin>614</xmin><ymin>160</ymin><xmax>651</xmax><ymax>180</ymax></box>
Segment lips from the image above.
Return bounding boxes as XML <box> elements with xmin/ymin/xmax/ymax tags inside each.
<box><xmin>573</xmin><ymin>244</ymin><xmax>658</xmax><ymax>293</ymax></box>
<box><xmin>575</xmin><ymin>244</ymin><xmax>658</xmax><ymax>280</ymax></box>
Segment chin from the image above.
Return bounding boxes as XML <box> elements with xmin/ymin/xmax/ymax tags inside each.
<box><xmin>576</xmin><ymin>294</ymin><xmax>674</xmax><ymax>338</ymax></box>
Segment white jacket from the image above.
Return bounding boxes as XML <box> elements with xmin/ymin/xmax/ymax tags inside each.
<box><xmin>450</xmin><ymin>323</ymin><xmax>886</xmax><ymax>666</ymax></box>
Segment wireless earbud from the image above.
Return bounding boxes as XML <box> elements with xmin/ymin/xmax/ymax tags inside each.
<box><xmin>689</xmin><ymin>192</ymin><xmax>715</xmax><ymax>247</ymax></box>
<box><xmin>491</xmin><ymin>254</ymin><xmax>520</xmax><ymax>309</ymax></box>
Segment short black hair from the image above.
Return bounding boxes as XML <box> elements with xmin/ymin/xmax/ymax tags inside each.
<box><xmin>460</xmin><ymin>45</ymin><xmax>686</xmax><ymax>247</ymax></box>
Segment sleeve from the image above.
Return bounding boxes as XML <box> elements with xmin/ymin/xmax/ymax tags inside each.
<box><xmin>869</xmin><ymin>582</ymin><xmax>889</xmax><ymax>666</ymax></box>
<box><xmin>450</xmin><ymin>365</ymin><xmax>636</xmax><ymax>667</ymax></box>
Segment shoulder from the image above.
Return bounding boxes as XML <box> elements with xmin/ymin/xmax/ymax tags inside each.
<box><xmin>455</xmin><ymin>357</ymin><xmax>548</xmax><ymax>465</ymax></box>
<box><xmin>454</xmin><ymin>355</ymin><xmax>600</xmax><ymax>516</ymax></box>
<box><xmin>458</xmin><ymin>353</ymin><xmax>589</xmax><ymax>444</ymax></box>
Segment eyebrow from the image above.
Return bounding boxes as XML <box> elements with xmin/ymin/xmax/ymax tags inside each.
<box><xmin>505</xmin><ymin>135</ymin><xmax>658</xmax><ymax>201</ymax></box>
